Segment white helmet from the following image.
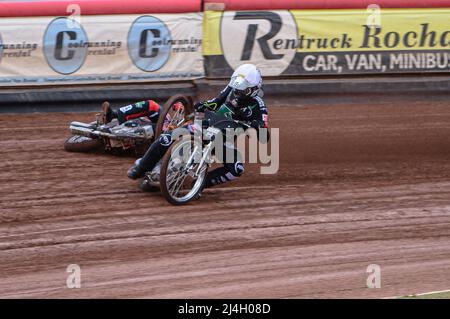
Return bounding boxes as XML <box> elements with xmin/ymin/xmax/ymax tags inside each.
<box><xmin>228</xmin><ymin>63</ymin><xmax>262</xmax><ymax>99</ymax></box>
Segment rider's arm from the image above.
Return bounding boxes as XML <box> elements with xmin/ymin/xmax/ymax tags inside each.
<box><xmin>195</xmin><ymin>86</ymin><xmax>232</xmax><ymax>112</ymax></box>
<box><xmin>242</xmin><ymin>97</ymin><xmax>270</xmax><ymax>143</ymax></box>
<box><xmin>245</xmin><ymin>96</ymin><xmax>269</xmax><ymax>129</ymax></box>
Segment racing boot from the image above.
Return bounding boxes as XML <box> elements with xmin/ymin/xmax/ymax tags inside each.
<box><xmin>127</xmin><ymin>164</ymin><xmax>146</xmax><ymax>180</ymax></box>
<box><xmin>128</xmin><ymin>137</ymin><xmax>168</xmax><ymax>180</ymax></box>
<box><xmin>101</xmin><ymin>101</ymin><xmax>116</xmax><ymax>124</ymax></box>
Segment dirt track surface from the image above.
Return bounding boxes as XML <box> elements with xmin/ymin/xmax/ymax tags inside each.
<box><xmin>1</xmin><ymin>101</ymin><xmax>450</xmax><ymax>298</ymax></box>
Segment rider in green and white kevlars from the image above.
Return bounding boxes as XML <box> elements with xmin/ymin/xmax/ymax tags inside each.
<box><xmin>127</xmin><ymin>63</ymin><xmax>269</xmax><ymax>191</ymax></box>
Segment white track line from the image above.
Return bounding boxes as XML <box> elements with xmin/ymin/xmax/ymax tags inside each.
<box><xmin>385</xmin><ymin>289</ymin><xmax>450</xmax><ymax>299</ymax></box>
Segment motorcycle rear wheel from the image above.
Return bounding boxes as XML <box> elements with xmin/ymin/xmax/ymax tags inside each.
<box><xmin>155</xmin><ymin>94</ymin><xmax>194</xmax><ymax>139</ymax></box>
<box><xmin>64</xmin><ymin>135</ymin><xmax>103</xmax><ymax>153</ymax></box>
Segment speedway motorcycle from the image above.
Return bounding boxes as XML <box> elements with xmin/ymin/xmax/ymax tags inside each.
<box><xmin>143</xmin><ymin>106</ymin><xmax>250</xmax><ymax>205</ymax></box>
<box><xmin>64</xmin><ymin>95</ymin><xmax>194</xmax><ymax>156</ymax></box>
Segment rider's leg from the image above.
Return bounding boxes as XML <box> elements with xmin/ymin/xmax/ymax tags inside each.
<box><xmin>101</xmin><ymin>101</ymin><xmax>117</xmax><ymax>124</ymax></box>
<box><xmin>205</xmin><ymin>162</ymin><xmax>245</xmax><ymax>187</ymax></box>
<box><xmin>117</xmin><ymin>100</ymin><xmax>161</xmax><ymax>124</ymax></box>
<box><xmin>205</xmin><ymin>147</ymin><xmax>244</xmax><ymax>187</ymax></box>
<box><xmin>101</xmin><ymin>100</ymin><xmax>161</xmax><ymax>125</ymax></box>
<box><xmin>127</xmin><ymin>133</ymin><xmax>173</xmax><ymax>179</ymax></box>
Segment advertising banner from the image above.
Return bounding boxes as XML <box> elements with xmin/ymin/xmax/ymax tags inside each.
<box><xmin>203</xmin><ymin>9</ymin><xmax>450</xmax><ymax>77</ymax></box>
<box><xmin>203</xmin><ymin>0</ymin><xmax>450</xmax><ymax>10</ymax></box>
<box><xmin>0</xmin><ymin>0</ymin><xmax>202</xmax><ymax>17</ymax></box>
<box><xmin>0</xmin><ymin>13</ymin><xmax>203</xmax><ymax>86</ymax></box>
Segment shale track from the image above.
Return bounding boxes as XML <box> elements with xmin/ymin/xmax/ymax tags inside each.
<box><xmin>1</xmin><ymin>100</ymin><xmax>450</xmax><ymax>298</ymax></box>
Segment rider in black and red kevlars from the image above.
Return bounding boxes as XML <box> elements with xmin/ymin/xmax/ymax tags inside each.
<box><xmin>127</xmin><ymin>63</ymin><xmax>269</xmax><ymax>190</ymax></box>
<box><xmin>102</xmin><ymin>99</ymin><xmax>162</xmax><ymax>125</ymax></box>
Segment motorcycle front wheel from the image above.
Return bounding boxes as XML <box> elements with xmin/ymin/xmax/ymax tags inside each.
<box><xmin>159</xmin><ymin>137</ymin><xmax>208</xmax><ymax>205</ymax></box>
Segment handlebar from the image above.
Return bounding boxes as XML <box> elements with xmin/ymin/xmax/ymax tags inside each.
<box><xmin>190</xmin><ymin>110</ymin><xmax>251</xmax><ymax>130</ymax></box>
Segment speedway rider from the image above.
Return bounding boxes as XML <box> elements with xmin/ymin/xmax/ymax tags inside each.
<box><xmin>101</xmin><ymin>99</ymin><xmax>162</xmax><ymax>126</ymax></box>
<box><xmin>127</xmin><ymin>63</ymin><xmax>269</xmax><ymax>190</ymax></box>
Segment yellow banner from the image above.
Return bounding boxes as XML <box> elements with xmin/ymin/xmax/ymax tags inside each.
<box><xmin>204</xmin><ymin>9</ymin><xmax>450</xmax><ymax>55</ymax></box>
<box><xmin>291</xmin><ymin>9</ymin><xmax>450</xmax><ymax>52</ymax></box>
<box><xmin>203</xmin><ymin>9</ymin><xmax>450</xmax><ymax>76</ymax></box>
